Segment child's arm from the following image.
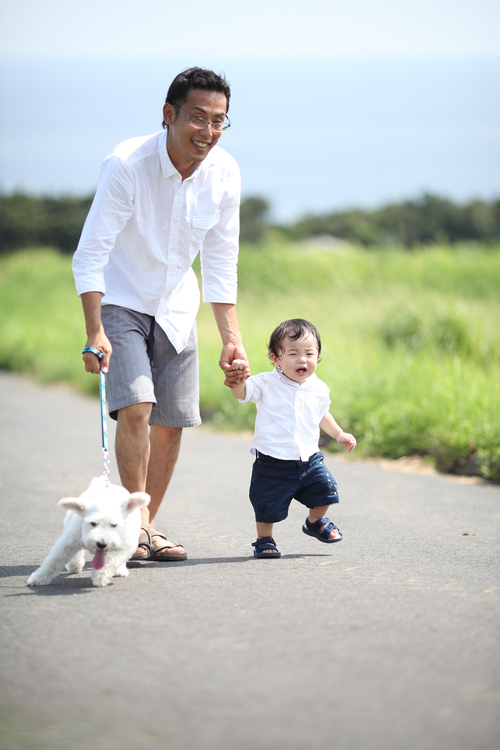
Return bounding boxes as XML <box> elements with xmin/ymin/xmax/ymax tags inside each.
<box><xmin>230</xmin><ymin>359</ymin><xmax>250</xmax><ymax>400</ymax></box>
<box><xmin>320</xmin><ymin>413</ymin><xmax>357</xmax><ymax>453</ymax></box>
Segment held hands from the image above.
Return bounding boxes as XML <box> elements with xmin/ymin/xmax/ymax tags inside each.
<box><xmin>336</xmin><ymin>431</ymin><xmax>357</xmax><ymax>453</ymax></box>
<box><xmin>231</xmin><ymin>359</ymin><xmax>250</xmax><ymax>379</ymax></box>
<box><xmin>227</xmin><ymin>359</ymin><xmax>250</xmax><ymax>399</ymax></box>
<box><xmin>219</xmin><ymin>343</ymin><xmax>250</xmax><ymax>388</ymax></box>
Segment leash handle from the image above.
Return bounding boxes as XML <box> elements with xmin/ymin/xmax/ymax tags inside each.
<box><xmin>99</xmin><ymin>370</ymin><xmax>109</xmax><ymax>452</ymax></box>
<box><xmin>82</xmin><ymin>347</ymin><xmax>110</xmax><ymax>484</ymax></box>
<box><xmin>100</xmin><ymin>370</ymin><xmax>110</xmax><ymax>484</ymax></box>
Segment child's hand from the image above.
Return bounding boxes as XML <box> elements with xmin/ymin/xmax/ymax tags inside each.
<box><xmin>231</xmin><ymin>359</ymin><xmax>250</xmax><ymax>382</ymax></box>
<box><xmin>336</xmin><ymin>431</ymin><xmax>357</xmax><ymax>453</ymax></box>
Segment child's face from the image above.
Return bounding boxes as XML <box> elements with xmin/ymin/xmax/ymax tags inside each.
<box><xmin>270</xmin><ymin>333</ymin><xmax>319</xmax><ymax>384</ymax></box>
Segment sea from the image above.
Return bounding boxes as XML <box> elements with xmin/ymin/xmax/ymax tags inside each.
<box><xmin>1</xmin><ymin>55</ymin><xmax>499</xmax><ymax>223</ymax></box>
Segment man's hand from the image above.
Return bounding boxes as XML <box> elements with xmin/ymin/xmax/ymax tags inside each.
<box><xmin>210</xmin><ymin>303</ymin><xmax>249</xmax><ymax>387</ymax></box>
<box><xmin>231</xmin><ymin>359</ymin><xmax>250</xmax><ymax>382</ymax></box>
<box><xmin>219</xmin><ymin>344</ymin><xmax>250</xmax><ymax>388</ymax></box>
<box><xmin>228</xmin><ymin>359</ymin><xmax>250</xmax><ymax>399</ymax></box>
<box><xmin>80</xmin><ymin>292</ymin><xmax>112</xmax><ymax>374</ymax></box>
<box><xmin>82</xmin><ymin>332</ymin><xmax>112</xmax><ymax>374</ymax></box>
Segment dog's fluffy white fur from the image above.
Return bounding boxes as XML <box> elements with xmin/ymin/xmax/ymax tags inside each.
<box><xmin>26</xmin><ymin>476</ymin><xmax>150</xmax><ymax>588</ymax></box>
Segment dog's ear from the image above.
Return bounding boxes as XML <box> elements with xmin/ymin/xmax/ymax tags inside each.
<box><xmin>58</xmin><ymin>497</ymin><xmax>89</xmax><ymax>515</ymax></box>
<box><xmin>123</xmin><ymin>492</ymin><xmax>151</xmax><ymax>513</ymax></box>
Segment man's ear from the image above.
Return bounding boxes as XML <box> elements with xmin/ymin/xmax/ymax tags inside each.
<box><xmin>162</xmin><ymin>102</ymin><xmax>175</xmax><ymax>127</ymax></box>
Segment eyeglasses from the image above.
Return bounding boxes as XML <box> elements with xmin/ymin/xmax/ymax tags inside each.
<box><xmin>172</xmin><ymin>104</ymin><xmax>231</xmax><ymax>132</ymax></box>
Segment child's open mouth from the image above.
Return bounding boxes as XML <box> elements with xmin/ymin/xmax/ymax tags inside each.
<box><xmin>296</xmin><ymin>367</ymin><xmax>307</xmax><ymax>375</ymax></box>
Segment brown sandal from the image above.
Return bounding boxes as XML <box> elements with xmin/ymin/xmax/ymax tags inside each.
<box><xmin>131</xmin><ymin>525</ymin><xmax>151</xmax><ymax>560</ymax></box>
<box><xmin>150</xmin><ymin>531</ymin><xmax>187</xmax><ymax>561</ymax></box>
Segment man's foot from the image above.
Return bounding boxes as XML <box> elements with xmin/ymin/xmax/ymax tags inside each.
<box><xmin>150</xmin><ymin>530</ymin><xmax>187</xmax><ymax>561</ymax></box>
<box><xmin>131</xmin><ymin>526</ymin><xmax>151</xmax><ymax>559</ymax></box>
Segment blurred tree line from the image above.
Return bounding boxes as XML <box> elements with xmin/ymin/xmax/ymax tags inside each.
<box><xmin>1</xmin><ymin>191</ymin><xmax>499</xmax><ymax>254</ymax></box>
<box><xmin>241</xmin><ymin>193</ymin><xmax>500</xmax><ymax>247</ymax></box>
<box><xmin>286</xmin><ymin>194</ymin><xmax>500</xmax><ymax>247</ymax></box>
<box><xmin>0</xmin><ymin>192</ymin><xmax>93</xmax><ymax>254</ymax></box>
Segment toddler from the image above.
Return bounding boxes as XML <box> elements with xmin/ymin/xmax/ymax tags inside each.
<box><xmin>231</xmin><ymin>318</ymin><xmax>356</xmax><ymax>558</ymax></box>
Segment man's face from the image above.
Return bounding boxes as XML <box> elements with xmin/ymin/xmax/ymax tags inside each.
<box><xmin>163</xmin><ymin>88</ymin><xmax>228</xmax><ymax>176</ymax></box>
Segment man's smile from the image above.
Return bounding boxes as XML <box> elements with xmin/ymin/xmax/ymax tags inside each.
<box><xmin>163</xmin><ymin>89</ymin><xmax>227</xmax><ymax>178</ymax></box>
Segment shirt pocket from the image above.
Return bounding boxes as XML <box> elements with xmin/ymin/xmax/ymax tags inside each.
<box><xmin>190</xmin><ymin>212</ymin><xmax>220</xmax><ymax>246</ymax></box>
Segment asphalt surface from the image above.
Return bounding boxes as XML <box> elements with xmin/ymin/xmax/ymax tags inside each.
<box><xmin>0</xmin><ymin>370</ymin><xmax>499</xmax><ymax>750</ymax></box>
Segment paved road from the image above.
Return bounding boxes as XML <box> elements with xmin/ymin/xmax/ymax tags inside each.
<box><xmin>1</xmin><ymin>370</ymin><xmax>499</xmax><ymax>750</ymax></box>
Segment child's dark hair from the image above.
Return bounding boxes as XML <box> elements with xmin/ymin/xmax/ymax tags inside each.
<box><xmin>268</xmin><ymin>319</ymin><xmax>322</xmax><ymax>361</ymax></box>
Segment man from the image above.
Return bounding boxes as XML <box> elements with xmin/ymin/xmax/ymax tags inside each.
<box><xmin>72</xmin><ymin>67</ymin><xmax>248</xmax><ymax>561</ymax></box>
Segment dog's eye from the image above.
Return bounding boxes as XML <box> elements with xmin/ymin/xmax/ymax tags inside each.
<box><xmin>110</xmin><ymin>524</ymin><xmax>118</xmax><ymax>528</ymax></box>
<box><xmin>90</xmin><ymin>522</ymin><xmax>98</xmax><ymax>527</ymax></box>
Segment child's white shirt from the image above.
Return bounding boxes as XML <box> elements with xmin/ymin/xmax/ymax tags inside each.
<box><xmin>238</xmin><ymin>368</ymin><xmax>331</xmax><ymax>461</ymax></box>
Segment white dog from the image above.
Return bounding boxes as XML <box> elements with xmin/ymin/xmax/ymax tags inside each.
<box><xmin>26</xmin><ymin>476</ymin><xmax>150</xmax><ymax>588</ymax></box>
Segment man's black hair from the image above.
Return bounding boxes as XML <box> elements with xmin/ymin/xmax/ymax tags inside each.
<box><xmin>162</xmin><ymin>67</ymin><xmax>231</xmax><ymax>129</ymax></box>
<box><xmin>268</xmin><ymin>319</ymin><xmax>322</xmax><ymax>361</ymax></box>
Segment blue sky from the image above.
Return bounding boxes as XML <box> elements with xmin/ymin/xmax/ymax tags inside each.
<box><xmin>1</xmin><ymin>0</ymin><xmax>499</xmax><ymax>57</ymax></box>
<box><xmin>1</xmin><ymin>1</ymin><xmax>499</xmax><ymax>221</ymax></box>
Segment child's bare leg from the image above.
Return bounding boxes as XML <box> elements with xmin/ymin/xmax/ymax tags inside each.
<box><xmin>307</xmin><ymin>505</ymin><xmax>341</xmax><ymax>540</ymax></box>
<box><xmin>256</xmin><ymin>522</ymin><xmax>275</xmax><ymax>553</ymax></box>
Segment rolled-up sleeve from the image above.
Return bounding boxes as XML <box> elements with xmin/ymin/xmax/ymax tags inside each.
<box><xmin>72</xmin><ymin>157</ymin><xmax>135</xmax><ymax>296</ymax></box>
<box><xmin>199</xmin><ymin>158</ymin><xmax>241</xmax><ymax>304</ymax></box>
<box><xmin>200</xmin><ymin>199</ymin><xmax>240</xmax><ymax>303</ymax></box>
<box><xmin>238</xmin><ymin>374</ymin><xmax>266</xmax><ymax>405</ymax></box>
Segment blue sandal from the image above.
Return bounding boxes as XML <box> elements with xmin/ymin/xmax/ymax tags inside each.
<box><xmin>252</xmin><ymin>537</ymin><xmax>281</xmax><ymax>558</ymax></box>
<box><xmin>302</xmin><ymin>516</ymin><xmax>343</xmax><ymax>543</ymax></box>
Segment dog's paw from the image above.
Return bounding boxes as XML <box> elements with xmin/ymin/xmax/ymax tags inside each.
<box><xmin>65</xmin><ymin>562</ymin><xmax>84</xmax><ymax>574</ymax></box>
<box><xmin>26</xmin><ymin>574</ymin><xmax>50</xmax><ymax>586</ymax></box>
<box><xmin>91</xmin><ymin>574</ymin><xmax>112</xmax><ymax>587</ymax></box>
<box><xmin>113</xmin><ymin>564</ymin><xmax>130</xmax><ymax>578</ymax></box>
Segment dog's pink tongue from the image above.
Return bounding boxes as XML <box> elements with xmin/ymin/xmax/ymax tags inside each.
<box><xmin>92</xmin><ymin>549</ymin><xmax>106</xmax><ymax>570</ymax></box>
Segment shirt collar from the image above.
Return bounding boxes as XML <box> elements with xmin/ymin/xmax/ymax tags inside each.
<box><xmin>158</xmin><ymin>131</ymin><xmax>177</xmax><ymax>179</ymax></box>
<box><xmin>159</xmin><ymin>130</ymin><xmax>209</xmax><ymax>182</ymax></box>
<box><xmin>274</xmin><ymin>368</ymin><xmax>315</xmax><ymax>389</ymax></box>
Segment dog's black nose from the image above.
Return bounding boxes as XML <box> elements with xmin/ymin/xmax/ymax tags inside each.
<box><xmin>96</xmin><ymin>542</ymin><xmax>107</xmax><ymax>549</ymax></box>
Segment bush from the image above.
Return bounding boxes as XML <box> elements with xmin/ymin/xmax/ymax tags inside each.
<box><xmin>0</xmin><ymin>192</ymin><xmax>93</xmax><ymax>255</ymax></box>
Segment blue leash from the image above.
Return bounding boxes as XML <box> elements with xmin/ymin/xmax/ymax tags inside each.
<box><xmin>82</xmin><ymin>347</ymin><xmax>110</xmax><ymax>484</ymax></box>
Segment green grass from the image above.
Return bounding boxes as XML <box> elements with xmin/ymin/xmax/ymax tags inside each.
<box><xmin>1</xmin><ymin>243</ymin><xmax>499</xmax><ymax>480</ymax></box>
<box><xmin>0</xmin><ymin>248</ymin><xmax>98</xmax><ymax>396</ymax></box>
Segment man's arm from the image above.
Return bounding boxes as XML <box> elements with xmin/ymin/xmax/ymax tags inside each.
<box><xmin>80</xmin><ymin>292</ymin><xmax>112</xmax><ymax>373</ymax></box>
<box><xmin>73</xmin><ymin>156</ymin><xmax>135</xmax><ymax>374</ymax></box>
<box><xmin>210</xmin><ymin>302</ymin><xmax>250</xmax><ymax>387</ymax></box>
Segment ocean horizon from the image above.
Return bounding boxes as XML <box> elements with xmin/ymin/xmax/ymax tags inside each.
<box><xmin>1</xmin><ymin>54</ymin><xmax>499</xmax><ymax>223</ymax></box>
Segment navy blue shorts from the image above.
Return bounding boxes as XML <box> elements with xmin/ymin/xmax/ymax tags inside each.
<box><xmin>249</xmin><ymin>451</ymin><xmax>339</xmax><ymax>523</ymax></box>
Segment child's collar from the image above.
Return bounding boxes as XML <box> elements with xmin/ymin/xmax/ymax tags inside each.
<box><xmin>274</xmin><ymin>367</ymin><xmax>314</xmax><ymax>388</ymax></box>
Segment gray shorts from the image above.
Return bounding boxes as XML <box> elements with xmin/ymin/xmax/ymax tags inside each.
<box><xmin>101</xmin><ymin>305</ymin><xmax>201</xmax><ymax>428</ymax></box>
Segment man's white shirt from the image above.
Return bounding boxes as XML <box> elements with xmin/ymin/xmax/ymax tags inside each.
<box><xmin>72</xmin><ymin>130</ymin><xmax>240</xmax><ymax>352</ymax></box>
<box><xmin>239</xmin><ymin>369</ymin><xmax>331</xmax><ymax>461</ymax></box>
